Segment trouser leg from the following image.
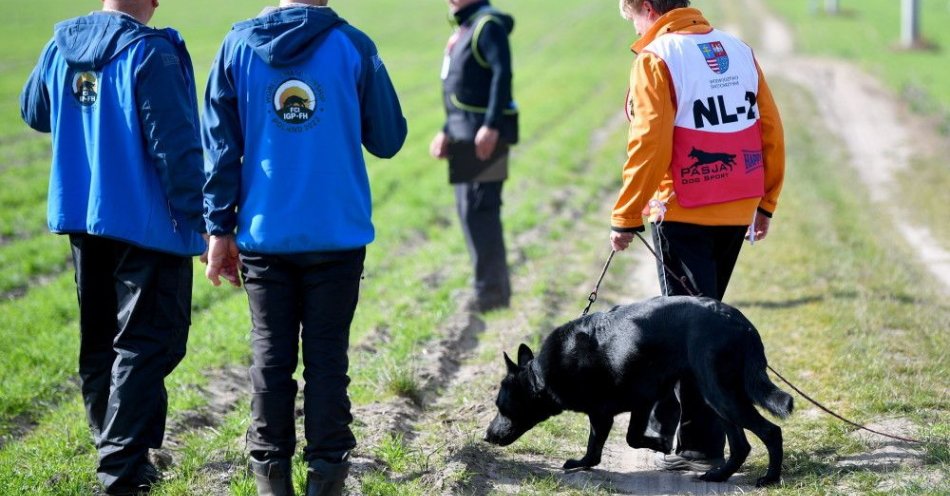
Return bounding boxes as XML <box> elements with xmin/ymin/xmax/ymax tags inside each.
<box><xmin>297</xmin><ymin>249</ymin><xmax>364</xmax><ymax>463</ymax></box>
<box><xmin>673</xmin><ymin>376</ymin><xmax>725</xmax><ymax>459</ymax></box>
<box><xmin>651</xmin><ymin>222</ymin><xmax>746</xmax><ymax>300</ymax></box>
<box><xmin>710</xmin><ymin>226</ymin><xmax>746</xmax><ymax>301</ymax></box>
<box><xmin>242</xmin><ymin>253</ymin><xmax>301</xmax><ymax>461</ymax></box>
<box><xmin>96</xmin><ymin>242</ymin><xmax>192</xmax><ymax>490</ymax></box>
<box><xmin>648</xmin><ymin>222</ymin><xmax>745</xmax><ymax>458</ymax></box>
<box><xmin>454</xmin><ymin>181</ymin><xmax>510</xmax><ymax>306</ymax></box>
<box><xmin>70</xmin><ymin>235</ymin><xmax>119</xmax><ymax>447</ymax></box>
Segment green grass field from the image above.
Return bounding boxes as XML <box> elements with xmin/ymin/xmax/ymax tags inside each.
<box><xmin>0</xmin><ymin>0</ymin><xmax>947</xmax><ymax>495</ymax></box>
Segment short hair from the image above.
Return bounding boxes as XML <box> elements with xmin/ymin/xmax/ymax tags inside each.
<box><xmin>619</xmin><ymin>0</ymin><xmax>691</xmax><ymax>19</ymax></box>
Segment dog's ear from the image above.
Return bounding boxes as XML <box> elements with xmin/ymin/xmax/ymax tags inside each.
<box><xmin>517</xmin><ymin>343</ymin><xmax>534</xmax><ymax>367</ymax></box>
<box><xmin>504</xmin><ymin>352</ymin><xmax>519</xmax><ymax>374</ymax></box>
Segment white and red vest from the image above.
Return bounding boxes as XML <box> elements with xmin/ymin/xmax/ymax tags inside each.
<box><xmin>645</xmin><ymin>29</ymin><xmax>764</xmax><ymax>207</ymax></box>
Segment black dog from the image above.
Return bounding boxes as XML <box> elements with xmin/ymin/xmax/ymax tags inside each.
<box><xmin>485</xmin><ymin>296</ymin><xmax>793</xmax><ymax>487</ymax></box>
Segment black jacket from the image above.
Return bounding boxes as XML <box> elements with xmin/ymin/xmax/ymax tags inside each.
<box><xmin>441</xmin><ymin>2</ymin><xmax>518</xmax><ymax>144</ymax></box>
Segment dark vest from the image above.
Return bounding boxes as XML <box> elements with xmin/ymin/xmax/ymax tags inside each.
<box><xmin>441</xmin><ymin>8</ymin><xmax>518</xmax><ymax>144</ymax></box>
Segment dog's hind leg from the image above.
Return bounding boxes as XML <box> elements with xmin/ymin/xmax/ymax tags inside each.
<box><xmin>740</xmin><ymin>404</ymin><xmax>784</xmax><ymax>487</ymax></box>
<box><xmin>698</xmin><ymin>419</ymin><xmax>749</xmax><ymax>483</ymax></box>
<box><xmin>693</xmin><ymin>378</ymin><xmax>750</xmax><ymax>483</ymax></box>
<box><xmin>563</xmin><ymin>413</ymin><xmax>613</xmax><ymax>471</ymax></box>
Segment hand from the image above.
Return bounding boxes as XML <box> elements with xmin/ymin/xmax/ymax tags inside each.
<box><xmin>474</xmin><ymin>126</ymin><xmax>499</xmax><ymax>161</ymax></box>
<box><xmin>429</xmin><ymin>131</ymin><xmax>449</xmax><ymax>159</ymax></box>
<box><xmin>747</xmin><ymin>211</ymin><xmax>771</xmax><ymax>243</ymax></box>
<box><xmin>205</xmin><ymin>234</ymin><xmax>242</xmax><ymax>287</ymax></box>
<box><xmin>610</xmin><ymin>231</ymin><xmax>635</xmax><ymax>252</ymax></box>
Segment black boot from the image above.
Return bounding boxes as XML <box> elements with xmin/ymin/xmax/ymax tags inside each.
<box><xmin>305</xmin><ymin>457</ymin><xmax>349</xmax><ymax>496</ymax></box>
<box><xmin>250</xmin><ymin>456</ymin><xmax>294</xmax><ymax>496</ymax></box>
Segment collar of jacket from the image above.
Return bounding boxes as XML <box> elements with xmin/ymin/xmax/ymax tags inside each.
<box><xmin>97</xmin><ymin>9</ymin><xmax>143</xmax><ymax>24</ymax></box>
<box><xmin>453</xmin><ymin>0</ymin><xmax>491</xmax><ymax>26</ymax></box>
<box><xmin>630</xmin><ymin>7</ymin><xmax>710</xmax><ymax>54</ymax></box>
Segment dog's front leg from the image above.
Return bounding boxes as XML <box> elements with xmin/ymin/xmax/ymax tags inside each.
<box><xmin>625</xmin><ymin>403</ymin><xmax>672</xmax><ymax>453</ymax></box>
<box><xmin>563</xmin><ymin>414</ymin><xmax>613</xmax><ymax>471</ymax></box>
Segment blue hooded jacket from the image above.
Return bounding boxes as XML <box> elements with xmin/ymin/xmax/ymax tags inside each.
<box><xmin>20</xmin><ymin>12</ymin><xmax>206</xmax><ymax>256</ymax></box>
<box><xmin>203</xmin><ymin>6</ymin><xmax>407</xmax><ymax>253</ymax></box>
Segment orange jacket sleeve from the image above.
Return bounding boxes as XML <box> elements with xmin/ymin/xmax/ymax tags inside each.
<box><xmin>611</xmin><ymin>52</ymin><xmax>675</xmax><ymax>231</ymax></box>
<box><xmin>754</xmin><ymin>60</ymin><xmax>785</xmax><ymax>215</ymax></box>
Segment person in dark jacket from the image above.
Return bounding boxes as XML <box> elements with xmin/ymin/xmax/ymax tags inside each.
<box><xmin>202</xmin><ymin>1</ymin><xmax>407</xmax><ymax>495</ymax></box>
<box><xmin>19</xmin><ymin>1</ymin><xmax>206</xmax><ymax>494</ymax></box>
<box><xmin>430</xmin><ymin>0</ymin><xmax>518</xmax><ymax>312</ymax></box>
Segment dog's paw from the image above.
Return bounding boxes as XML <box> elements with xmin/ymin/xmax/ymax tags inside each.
<box><xmin>626</xmin><ymin>435</ymin><xmax>671</xmax><ymax>453</ymax></box>
<box><xmin>562</xmin><ymin>458</ymin><xmax>595</xmax><ymax>471</ymax></box>
<box><xmin>755</xmin><ymin>475</ymin><xmax>780</xmax><ymax>487</ymax></box>
<box><xmin>698</xmin><ymin>468</ymin><xmax>730</xmax><ymax>483</ymax></box>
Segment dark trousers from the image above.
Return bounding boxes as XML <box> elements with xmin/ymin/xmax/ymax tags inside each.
<box><xmin>454</xmin><ymin>181</ymin><xmax>510</xmax><ymax>306</ymax></box>
<box><xmin>70</xmin><ymin>234</ymin><xmax>192</xmax><ymax>490</ymax></box>
<box><xmin>240</xmin><ymin>248</ymin><xmax>365</xmax><ymax>463</ymax></box>
<box><xmin>648</xmin><ymin>222</ymin><xmax>746</xmax><ymax>459</ymax></box>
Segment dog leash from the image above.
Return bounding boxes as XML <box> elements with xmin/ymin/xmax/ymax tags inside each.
<box><xmin>764</xmin><ymin>365</ymin><xmax>923</xmax><ymax>444</ymax></box>
<box><xmin>582</xmin><ymin>235</ymin><xmax>928</xmax><ymax>445</ymax></box>
<box><xmin>581</xmin><ymin>249</ymin><xmax>616</xmax><ymax>317</ymax></box>
<box><xmin>634</xmin><ymin>232</ymin><xmax>702</xmax><ymax>297</ymax></box>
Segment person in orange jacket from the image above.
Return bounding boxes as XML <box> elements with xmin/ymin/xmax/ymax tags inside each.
<box><xmin>609</xmin><ymin>0</ymin><xmax>785</xmax><ymax>472</ymax></box>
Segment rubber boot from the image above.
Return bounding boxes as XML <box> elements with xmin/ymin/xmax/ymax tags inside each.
<box><xmin>305</xmin><ymin>457</ymin><xmax>349</xmax><ymax>496</ymax></box>
<box><xmin>249</xmin><ymin>456</ymin><xmax>294</xmax><ymax>496</ymax></box>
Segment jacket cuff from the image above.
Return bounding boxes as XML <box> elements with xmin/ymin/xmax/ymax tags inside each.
<box><xmin>757</xmin><ymin>207</ymin><xmax>773</xmax><ymax>218</ymax></box>
<box><xmin>611</xmin><ymin>225</ymin><xmax>645</xmax><ymax>233</ymax></box>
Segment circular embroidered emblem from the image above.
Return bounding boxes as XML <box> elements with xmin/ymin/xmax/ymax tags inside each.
<box><xmin>273</xmin><ymin>79</ymin><xmax>316</xmax><ymax>124</ymax></box>
<box><xmin>73</xmin><ymin>72</ymin><xmax>99</xmax><ymax>106</ymax></box>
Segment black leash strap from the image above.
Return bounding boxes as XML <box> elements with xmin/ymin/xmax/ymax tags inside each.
<box><xmin>634</xmin><ymin>231</ymin><xmax>702</xmax><ymax>297</ymax></box>
<box><xmin>581</xmin><ymin>249</ymin><xmax>616</xmax><ymax>317</ymax></box>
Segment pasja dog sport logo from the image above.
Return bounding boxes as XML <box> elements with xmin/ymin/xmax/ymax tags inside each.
<box><xmin>72</xmin><ymin>72</ymin><xmax>99</xmax><ymax>106</ymax></box>
<box><xmin>698</xmin><ymin>42</ymin><xmax>729</xmax><ymax>74</ymax></box>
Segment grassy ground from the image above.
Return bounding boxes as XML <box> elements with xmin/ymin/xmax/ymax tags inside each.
<box><xmin>0</xmin><ymin>0</ymin><xmax>947</xmax><ymax>495</ymax></box>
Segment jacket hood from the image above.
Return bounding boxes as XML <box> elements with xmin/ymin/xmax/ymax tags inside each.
<box><xmin>632</xmin><ymin>7</ymin><xmax>709</xmax><ymax>53</ymax></box>
<box><xmin>54</xmin><ymin>12</ymin><xmax>157</xmax><ymax>71</ymax></box>
<box><xmin>235</xmin><ymin>6</ymin><xmax>346</xmax><ymax>67</ymax></box>
<box><xmin>455</xmin><ymin>3</ymin><xmax>514</xmax><ymax>34</ymax></box>
<box><xmin>487</xmin><ymin>10</ymin><xmax>515</xmax><ymax>35</ymax></box>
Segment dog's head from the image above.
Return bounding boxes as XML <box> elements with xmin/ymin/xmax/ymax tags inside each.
<box><xmin>485</xmin><ymin>343</ymin><xmax>559</xmax><ymax>446</ymax></box>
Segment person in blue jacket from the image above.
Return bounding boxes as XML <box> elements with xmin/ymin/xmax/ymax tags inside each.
<box><xmin>201</xmin><ymin>1</ymin><xmax>407</xmax><ymax>495</ymax></box>
<box><xmin>19</xmin><ymin>1</ymin><xmax>206</xmax><ymax>494</ymax></box>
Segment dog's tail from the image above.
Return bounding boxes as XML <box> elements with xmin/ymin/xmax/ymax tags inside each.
<box><xmin>744</xmin><ymin>340</ymin><xmax>794</xmax><ymax>419</ymax></box>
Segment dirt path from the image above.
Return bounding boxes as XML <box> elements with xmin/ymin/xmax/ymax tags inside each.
<box><xmin>744</xmin><ymin>0</ymin><xmax>950</xmax><ymax>293</ymax></box>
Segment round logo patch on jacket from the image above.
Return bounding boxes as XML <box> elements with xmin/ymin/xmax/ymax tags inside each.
<box><xmin>72</xmin><ymin>71</ymin><xmax>99</xmax><ymax>106</ymax></box>
<box><xmin>268</xmin><ymin>77</ymin><xmax>324</xmax><ymax>132</ymax></box>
